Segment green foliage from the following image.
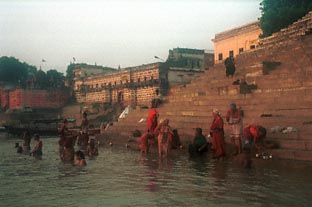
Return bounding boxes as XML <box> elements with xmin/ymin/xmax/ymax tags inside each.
<box><xmin>46</xmin><ymin>69</ymin><xmax>64</xmax><ymax>88</ymax></box>
<box><xmin>0</xmin><ymin>56</ymin><xmax>28</xmax><ymax>84</ymax></box>
<box><xmin>259</xmin><ymin>0</ymin><xmax>312</xmax><ymax>37</ymax></box>
<box><xmin>0</xmin><ymin>56</ymin><xmax>65</xmax><ymax>89</ymax></box>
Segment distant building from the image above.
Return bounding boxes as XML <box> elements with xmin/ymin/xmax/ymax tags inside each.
<box><xmin>166</xmin><ymin>48</ymin><xmax>214</xmax><ymax>87</ymax></box>
<box><xmin>71</xmin><ymin>63</ymin><xmax>117</xmax><ymax>79</ymax></box>
<box><xmin>212</xmin><ymin>21</ymin><xmax>262</xmax><ymax>64</ymax></box>
<box><xmin>74</xmin><ymin>62</ymin><xmax>169</xmax><ymax>106</ymax></box>
<box><xmin>72</xmin><ymin>48</ymin><xmax>215</xmax><ymax>106</ymax></box>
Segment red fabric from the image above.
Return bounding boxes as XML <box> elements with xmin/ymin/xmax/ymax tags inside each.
<box><xmin>244</xmin><ymin>125</ymin><xmax>266</xmax><ymax>143</ymax></box>
<box><xmin>147</xmin><ymin>108</ymin><xmax>158</xmax><ymax>132</ymax></box>
<box><xmin>210</xmin><ymin>115</ymin><xmax>226</xmax><ymax>158</ymax></box>
<box><xmin>243</xmin><ymin>126</ymin><xmax>253</xmax><ymax>142</ymax></box>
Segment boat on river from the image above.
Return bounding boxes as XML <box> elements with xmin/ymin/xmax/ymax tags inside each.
<box><xmin>4</xmin><ymin>118</ymin><xmax>101</xmax><ymax>136</ymax></box>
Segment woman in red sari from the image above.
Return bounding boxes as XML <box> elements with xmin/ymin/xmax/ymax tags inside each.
<box><xmin>210</xmin><ymin>109</ymin><xmax>226</xmax><ymax>159</ymax></box>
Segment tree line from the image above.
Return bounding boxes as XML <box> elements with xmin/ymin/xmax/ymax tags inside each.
<box><xmin>0</xmin><ymin>56</ymin><xmax>65</xmax><ymax>89</ymax></box>
<box><xmin>260</xmin><ymin>0</ymin><xmax>312</xmax><ymax>37</ymax></box>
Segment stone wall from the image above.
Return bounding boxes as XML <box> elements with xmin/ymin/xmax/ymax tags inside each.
<box><xmin>168</xmin><ymin>69</ymin><xmax>204</xmax><ymax>87</ymax></box>
<box><xmin>7</xmin><ymin>89</ymin><xmax>68</xmax><ymax>109</ymax></box>
<box><xmin>259</xmin><ymin>11</ymin><xmax>312</xmax><ymax>48</ymax></box>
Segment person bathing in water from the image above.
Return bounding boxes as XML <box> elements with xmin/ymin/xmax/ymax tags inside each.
<box><xmin>75</xmin><ymin>150</ymin><xmax>87</xmax><ymax>166</ymax></box>
<box><xmin>31</xmin><ymin>134</ymin><xmax>43</xmax><ymax>159</ymax></box>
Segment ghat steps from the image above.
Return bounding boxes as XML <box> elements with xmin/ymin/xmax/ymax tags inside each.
<box><xmin>105</xmin><ymin>34</ymin><xmax>312</xmax><ymax>161</ymax></box>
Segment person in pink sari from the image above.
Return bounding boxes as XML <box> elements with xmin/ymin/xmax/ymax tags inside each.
<box><xmin>210</xmin><ymin>109</ymin><xmax>226</xmax><ymax>159</ymax></box>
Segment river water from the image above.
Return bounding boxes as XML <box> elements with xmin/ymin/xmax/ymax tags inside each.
<box><xmin>0</xmin><ymin>137</ymin><xmax>312</xmax><ymax>207</ymax></box>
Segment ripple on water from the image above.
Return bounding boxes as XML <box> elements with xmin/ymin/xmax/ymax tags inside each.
<box><xmin>1</xmin><ymin>137</ymin><xmax>312</xmax><ymax>207</ymax></box>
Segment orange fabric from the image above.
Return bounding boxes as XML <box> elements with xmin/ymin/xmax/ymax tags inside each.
<box><xmin>210</xmin><ymin>115</ymin><xmax>226</xmax><ymax>158</ymax></box>
<box><xmin>147</xmin><ymin>108</ymin><xmax>158</xmax><ymax>132</ymax></box>
<box><xmin>244</xmin><ymin>125</ymin><xmax>266</xmax><ymax>143</ymax></box>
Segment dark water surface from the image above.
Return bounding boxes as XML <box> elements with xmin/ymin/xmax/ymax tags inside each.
<box><xmin>0</xmin><ymin>137</ymin><xmax>312</xmax><ymax>207</ymax></box>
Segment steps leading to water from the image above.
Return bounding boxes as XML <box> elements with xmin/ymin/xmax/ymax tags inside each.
<box><xmin>105</xmin><ymin>34</ymin><xmax>312</xmax><ymax>161</ymax></box>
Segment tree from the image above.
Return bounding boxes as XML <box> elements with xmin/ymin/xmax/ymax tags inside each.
<box><xmin>0</xmin><ymin>56</ymin><xmax>28</xmax><ymax>84</ymax></box>
<box><xmin>46</xmin><ymin>69</ymin><xmax>64</xmax><ymax>88</ymax></box>
<box><xmin>35</xmin><ymin>69</ymin><xmax>48</xmax><ymax>89</ymax></box>
<box><xmin>259</xmin><ymin>0</ymin><xmax>312</xmax><ymax>37</ymax></box>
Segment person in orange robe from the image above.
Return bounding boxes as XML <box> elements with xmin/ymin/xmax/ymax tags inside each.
<box><xmin>147</xmin><ymin>102</ymin><xmax>159</xmax><ymax>133</ymax></box>
<box><xmin>210</xmin><ymin>109</ymin><xmax>226</xmax><ymax>159</ymax></box>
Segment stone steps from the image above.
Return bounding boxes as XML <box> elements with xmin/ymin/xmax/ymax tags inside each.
<box><xmin>106</xmin><ymin>34</ymin><xmax>312</xmax><ymax>161</ymax></box>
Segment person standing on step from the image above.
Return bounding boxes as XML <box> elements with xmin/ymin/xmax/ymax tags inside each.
<box><xmin>226</xmin><ymin>103</ymin><xmax>243</xmax><ymax>155</ymax></box>
<box><xmin>224</xmin><ymin>56</ymin><xmax>236</xmax><ymax>78</ymax></box>
<box><xmin>210</xmin><ymin>109</ymin><xmax>226</xmax><ymax>159</ymax></box>
<box><xmin>147</xmin><ymin>101</ymin><xmax>159</xmax><ymax>133</ymax></box>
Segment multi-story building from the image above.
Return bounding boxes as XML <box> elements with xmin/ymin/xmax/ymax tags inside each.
<box><xmin>73</xmin><ymin>48</ymin><xmax>214</xmax><ymax>106</ymax></box>
<box><xmin>74</xmin><ymin>62</ymin><xmax>169</xmax><ymax>106</ymax></box>
<box><xmin>71</xmin><ymin>64</ymin><xmax>116</xmax><ymax>79</ymax></box>
<box><xmin>212</xmin><ymin>21</ymin><xmax>262</xmax><ymax>64</ymax></box>
<box><xmin>166</xmin><ymin>48</ymin><xmax>214</xmax><ymax>87</ymax></box>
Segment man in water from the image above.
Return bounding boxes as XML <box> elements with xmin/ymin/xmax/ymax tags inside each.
<box><xmin>188</xmin><ymin>128</ymin><xmax>208</xmax><ymax>156</ymax></box>
<box><xmin>31</xmin><ymin>134</ymin><xmax>42</xmax><ymax>159</ymax></box>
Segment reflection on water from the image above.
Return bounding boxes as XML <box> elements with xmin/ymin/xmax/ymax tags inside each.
<box><xmin>0</xmin><ymin>137</ymin><xmax>312</xmax><ymax>207</ymax></box>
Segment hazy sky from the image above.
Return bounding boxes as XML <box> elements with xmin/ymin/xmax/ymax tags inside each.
<box><xmin>0</xmin><ymin>0</ymin><xmax>261</xmax><ymax>73</ymax></box>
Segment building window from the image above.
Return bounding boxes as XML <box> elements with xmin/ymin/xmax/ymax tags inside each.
<box><xmin>229</xmin><ymin>50</ymin><xmax>234</xmax><ymax>57</ymax></box>
<box><xmin>96</xmin><ymin>84</ymin><xmax>98</xmax><ymax>88</ymax></box>
<box><xmin>250</xmin><ymin>45</ymin><xmax>255</xmax><ymax>49</ymax></box>
<box><xmin>239</xmin><ymin>48</ymin><xmax>244</xmax><ymax>54</ymax></box>
<box><xmin>138</xmin><ymin>78</ymin><xmax>140</xmax><ymax>82</ymax></box>
<box><xmin>218</xmin><ymin>53</ymin><xmax>223</xmax><ymax>61</ymax></box>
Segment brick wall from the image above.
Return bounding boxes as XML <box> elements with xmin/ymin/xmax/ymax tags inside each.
<box><xmin>85</xmin><ymin>89</ymin><xmax>110</xmax><ymax>103</ymax></box>
<box><xmin>8</xmin><ymin>89</ymin><xmax>68</xmax><ymax>109</ymax></box>
<box><xmin>131</xmin><ymin>68</ymin><xmax>159</xmax><ymax>83</ymax></box>
<box><xmin>1</xmin><ymin>90</ymin><xmax>9</xmax><ymax>109</ymax></box>
<box><xmin>136</xmin><ymin>86</ymin><xmax>159</xmax><ymax>106</ymax></box>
